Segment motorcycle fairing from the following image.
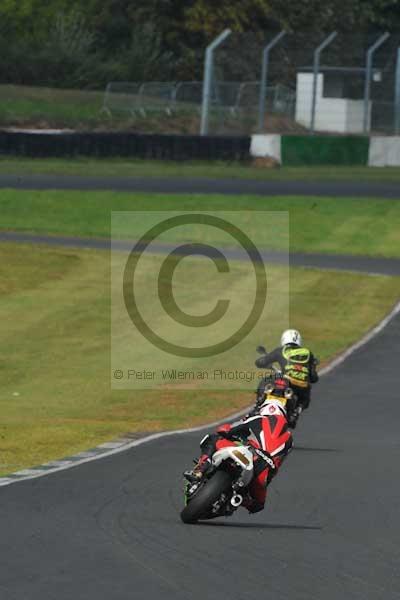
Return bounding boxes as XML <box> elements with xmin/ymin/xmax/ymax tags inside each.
<box><xmin>234</xmin><ymin>414</ymin><xmax>291</xmax><ymax>458</ymax></box>
<box><xmin>212</xmin><ymin>444</ymin><xmax>254</xmax><ymax>488</ymax></box>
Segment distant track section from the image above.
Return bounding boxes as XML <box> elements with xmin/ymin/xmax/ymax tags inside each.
<box><xmin>1</xmin><ymin>231</ymin><xmax>400</xmax><ymax>276</ymax></box>
<box><xmin>0</xmin><ymin>174</ymin><xmax>400</xmax><ymax>198</ymax></box>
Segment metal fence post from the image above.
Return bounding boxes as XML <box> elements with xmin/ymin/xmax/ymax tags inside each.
<box><xmin>363</xmin><ymin>32</ymin><xmax>390</xmax><ymax>134</ymax></box>
<box><xmin>257</xmin><ymin>30</ymin><xmax>286</xmax><ymax>133</ymax></box>
<box><xmin>395</xmin><ymin>48</ymin><xmax>400</xmax><ymax>135</ymax></box>
<box><xmin>310</xmin><ymin>32</ymin><xmax>337</xmax><ymax>135</ymax></box>
<box><xmin>200</xmin><ymin>29</ymin><xmax>231</xmax><ymax>136</ymax></box>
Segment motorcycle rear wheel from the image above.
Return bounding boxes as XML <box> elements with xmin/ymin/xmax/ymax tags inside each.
<box><xmin>180</xmin><ymin>470</ymin><xmax>232</xmax><ymax>524</ymax></box>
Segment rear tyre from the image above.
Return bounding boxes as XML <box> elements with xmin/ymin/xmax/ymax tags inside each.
<box><xmin>180</xmin><ymin>470</ymin><xmax>232</xmax><ymax>524</ymax></box>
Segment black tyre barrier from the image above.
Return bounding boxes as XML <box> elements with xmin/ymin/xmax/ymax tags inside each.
<box><xmin>0</xmin><ymin>131</ymin><xmax>251</xmax><ymax>161</ymax></box>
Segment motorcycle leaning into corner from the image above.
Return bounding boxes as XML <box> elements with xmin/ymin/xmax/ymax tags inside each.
<box><xmin>180</xmin><ymin>377</ymin><xmax>294</xmax><ymax>524</ymax></box>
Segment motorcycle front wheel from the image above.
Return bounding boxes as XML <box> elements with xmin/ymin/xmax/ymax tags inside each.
<box><xmin>180</xmin><ymin>470</ymin><xmax>232</xmax><ymax>524</ymax></box>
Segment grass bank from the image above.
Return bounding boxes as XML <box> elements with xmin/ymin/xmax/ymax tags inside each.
<box><xmin>1</xmin><ymin>242</ymin><xmax>399</xmax><ymax>475</ymax></box>
<box><xmin>0</xmin><ymin>85</ymin><xmax>104</xmax><ymax>129</ymax></box>
<box><xmin>1</xmin><ymin>156</ymin><xmax>400</xmax><ymax>182</ymax></box>
<box><xmin>1</xmin><ymin>190</ymin><xmax>400</xmax><ymax>258</ymax></box>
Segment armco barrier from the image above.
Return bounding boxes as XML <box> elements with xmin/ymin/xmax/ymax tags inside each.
<box><xmin>368</xmin><ymin>136</ymin><xmax>400</xmax><ymax>167</ymax></box>
<box><xmin>281</xmin><ymin>135</ymin><xmax>370</xmax><ymax>166</ymax></box>
<box><xmin>0</xmin><ymin>131</ymin><xmax>251</xmax><ymax>161</ymax></box>
<box><xmin>2</xmin><ymin>130</ymin><xmax>398</xmax><ymax>166</ymax></box>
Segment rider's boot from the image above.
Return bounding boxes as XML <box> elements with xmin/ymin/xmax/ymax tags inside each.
<box><xmin>183</xmin><ymin>454</ymin><xmax>211</xmax><ymax>482</ymax></box>
<box><xmin>241</xmin><ymin>494</ymin><xmax>264</xmax><ymax>514</ymax></box>
<box><xmin>288</xmin><ymin>406</ymin><xmax>303</xmax><ymax>429</ymax></box>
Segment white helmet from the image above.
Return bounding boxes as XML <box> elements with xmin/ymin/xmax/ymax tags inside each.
<box><xmin>281</xmin><ymin>329</ymin><xmax>302</xmax><ymax>347</ymax></box>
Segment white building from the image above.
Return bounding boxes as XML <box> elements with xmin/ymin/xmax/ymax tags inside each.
<box><xmin>295</xmin><ymin>70</ymin><xmax>370</xmax><ymax>134</ymax></box>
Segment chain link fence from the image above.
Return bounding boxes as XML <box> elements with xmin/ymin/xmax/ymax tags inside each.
<box><xmin>205</xmin><ymin>31</ymin><xmax>400</xmax><ymax>136</ymax></box>
<box><xmin>101</xmin><ymin>31</ymin><xmax>400</xmax><ymax>136</ymax></box>
<box><xmin>1</xmin><ymin>31</ymin><xmax>399</xmax><ymax>136</ymax></box>
<box><xmin>102</xmin><ymin>79</ymin><xmax>295</xmax><ymax>134</ymax></box>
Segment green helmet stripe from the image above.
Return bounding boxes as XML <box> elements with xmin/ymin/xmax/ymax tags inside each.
<box><xmin>282</xmin><ymin>346</ymin><xmax>311</xmax><ymax>364</ymax></box>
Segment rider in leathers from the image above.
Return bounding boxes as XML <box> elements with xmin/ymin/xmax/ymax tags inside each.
<box><xmin>255</xmin><ymin>329</ymin><xmax>319</xmax><ymax>428</ymax></box>
<box><xmin>184</xmin><ymin>330</ymin><xmax>317</xmax><ymax>512</ymax></box>
<box><xmin>185</xmin><ymin>395</ymin><xmax>293</xmax><ymax>514</ymax></box>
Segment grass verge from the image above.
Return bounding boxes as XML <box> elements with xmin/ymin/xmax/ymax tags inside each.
<box><xmin>1</xmin><ymin>242</ymin><xmax>399</xmax><ymax>475</ymax></box>
<box><xmin>0</xmin><ymin>84</ymin><xmax>104</xmax><ymax>129</ymax></box>
<box><xmin>1</xmin><ymin>157</ymin><xmax>400</xmax><ymax>182</ymax></box>
<box><xmin>1</xmin><ymin>189</ymin><xmax>400</xmax><ymax>258</ymax></box>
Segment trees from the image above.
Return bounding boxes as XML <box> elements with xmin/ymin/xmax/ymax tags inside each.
<box><xmin>183</xmin><ymin>0</ymin><xmax>271</xmax><ymax>38</ymax></box>
<box><xmin>266</xmin><ymin>0</ymin><xmax>400</xmax><ymax>32</ymax></box>
<box><xmin>0</xmin><ymin>0</ymin><xmax>399</xmax><ymax>87</ymax></box>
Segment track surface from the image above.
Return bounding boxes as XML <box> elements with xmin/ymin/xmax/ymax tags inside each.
<box><xmin>1</xmin><ymin>310</ymin><xmax>400</xmax><ymax>599</ymax></box>
<box><xmin>2</xmin><ymin>175</ymin><xmax>400</xmax><ymax>599</ymax></box>
<box><xmin>2</xmin><ymin>230</ymin><xmax>400</xmax><ymax>276</ymax></box>
<box><xmin>1</xmin><ymin>173</ymin><xmax>400</xmax><ymax>197</ymax></box>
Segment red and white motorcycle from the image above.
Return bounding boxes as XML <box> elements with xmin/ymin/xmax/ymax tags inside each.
<box><xmin>180</xmin><ymin>382</ymin><xmax>293</xmax><ymax>524</ymax></box>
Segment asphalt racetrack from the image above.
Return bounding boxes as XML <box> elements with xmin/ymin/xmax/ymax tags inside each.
<box><xmin>1</xmin><ymin>173</ymin><xmax>400</xmax><ymax>198</ymax></box>
<box><xmin>2</xmin><ymin>230</ymin><xmax>400</xmax><ymax>276</ymax></box>
<box><xmin>1</xmin><ymin>176</ymin><xmax>400</xmax><ymax>599</ymax></box>
<box><xmin>1</xmin><ymin>312</ymin><xmax>400</xmax><ymax>600</ymax></box>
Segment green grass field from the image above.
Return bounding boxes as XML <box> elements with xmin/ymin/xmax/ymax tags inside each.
<box><xmin>1</xmin><ymin>189</ymin><xmax>400</xmax><ymax>258</ymax></box>
<box><xmin>1</xmin><ymin>169</ymin><xmax>399</xmax><ymax>475</ymax></box>
<box><xmin>1</xmin><ymin>156</ymin><xmax>400</xmax><ymax>182</ymax></box>
<box><xmin>0</xmin><ymin>85</ymin><xmax>106</xmax><ymax>129</ymax></box>
<box><xmin>0</xmin><ymin>85</ymin><xmax>233</xmax><ymax>133</ymax></box>
<box><xmin>1</xmin><ymin>241</ymin><xmax>399</xmax><ymax>476</ymax></box>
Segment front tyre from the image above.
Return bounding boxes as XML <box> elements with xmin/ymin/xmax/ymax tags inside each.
<box><xmin>180</xmin><ymin>470</ymin><xmax>232</xmax><ymax>524</ymax></box>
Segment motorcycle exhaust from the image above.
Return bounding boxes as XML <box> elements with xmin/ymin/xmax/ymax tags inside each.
<box><xmin>231</xmin><ymin>494</ymin><xmax>243</xmax><ymax>508</ymax></box>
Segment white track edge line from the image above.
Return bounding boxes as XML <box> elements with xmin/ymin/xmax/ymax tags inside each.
<box><xmin>318</xmin><ymin>299</ymin><xmax>400</xmax><ymax>376</ymax></box>
<box><xmin>1</xmin><ymin>298</ymin><xmax>400</xmax><ymax>488</ymax></box>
